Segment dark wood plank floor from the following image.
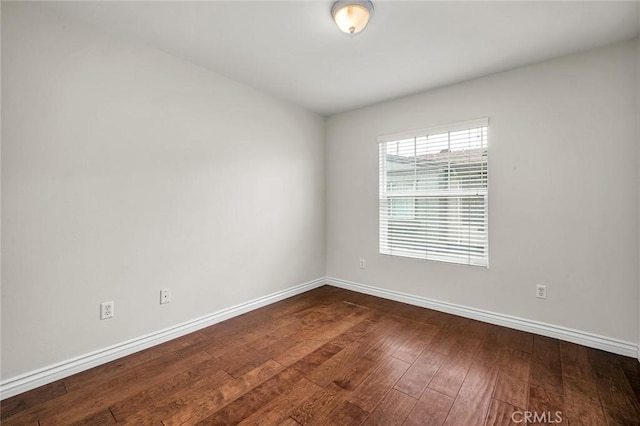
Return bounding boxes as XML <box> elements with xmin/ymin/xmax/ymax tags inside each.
<box><xmin>3</xmin><ymin>285</ymin><xmax>640</xmax><ymax>425</ymax></box>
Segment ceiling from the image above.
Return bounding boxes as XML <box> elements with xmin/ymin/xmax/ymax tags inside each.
<box><xmin>42</xmin><ymin>1</ymin><xmax>640</xmax><ymax>116</ymax></box>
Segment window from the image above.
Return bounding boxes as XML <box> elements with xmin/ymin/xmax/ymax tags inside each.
<box><xmin>378</xmin><ymin>119</ymin><xmax>488</xmax><ymax>267</ymax></box>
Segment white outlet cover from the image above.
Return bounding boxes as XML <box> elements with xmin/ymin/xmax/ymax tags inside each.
<box><xmin>100</xmin><ymin>301</ymin><xmax>114</xmax><ymax>319</ymax></box>
<box><xmin>160</xmin><ymin>289</ymin><xmax>171</xmax><ymax>304</ymax></box>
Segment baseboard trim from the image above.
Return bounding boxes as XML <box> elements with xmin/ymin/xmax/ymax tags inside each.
<box><xmin>0</xmin><ymin>277</ymin><xmax>325</xmax><ymax>400</ymax></box>
<box><xmin>326</xmin><ymin>277</ymin><xmax>639</xmax><ymax>359</ymax></box>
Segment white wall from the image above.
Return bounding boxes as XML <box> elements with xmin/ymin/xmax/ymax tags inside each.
<box><xmin>1</xmin><ymin>3</ymin><xmax>325</xmax><ymax>380</ymax></box>
<box><xmin>326</xmin><ymin>40</ymin><xmax>639</xmax><ymax>344</ymax></box>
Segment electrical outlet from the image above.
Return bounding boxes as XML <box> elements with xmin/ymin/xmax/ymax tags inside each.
<box><xmin>160</xmin><ymin>288</ymin><xmax>171</xmax><ymax>304</ymax></box>
<box><xmin>359</xmin><ymin>259</ymin><xmax>366</xmax><ymax>269</ymax></box>
<box><xmin>100</xmin><ymin>301</ymin><xmax>114</xmax><ymax>320</ymax></box>
<box><xmin>536</xmin><ymin>285</ymin><xmax>547</xmax><ymax>299</ymax></box>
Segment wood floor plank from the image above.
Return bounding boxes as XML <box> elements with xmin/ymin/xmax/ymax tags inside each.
<box><xmin>331</xmin><ymin>324</ymin><xmax>407</xmax><ymax>391</ymax></box>
<box><xmin>428</xmin><ymin>329</ymin><xmax>461</xmax><ymax>356</ymax></box>
<box><xmin>492</xmin><ymin>371</ymin><xmax>527</xmax><ymax>409</ymax></box>
<box><xmin>0</xmin><ymin>380</ymin><xmax>66</xmax><ymax>421</ymax></box>
<box><xmin>346</xmin><ymin>356</ymin><xmax>410</xmax><ymax>412</ymax></box>
<box><xmin>443</xmin><ymin>398</ymin><xmax>491</xmax><ymax>425</ymax></box>
<box><xmin>530</xmin><ymin>335</ymin><xmax>563</xmax><ymax>395</ymax></box>
<box><xmin>559</xmin><ymin>352</ymin><xmax>601</xmax><ymax>402</ymax></box>
<box><xmin>323</xmin><ymin>400</ymin><xmax>370</xmax><ymax>426</ymax></box>
<box><xmin>387</xmin><ymin>302</ymin><xmax>438</xmax><ymax>325</ymax></box>
<box><xmin>5</xmin><ymin>350</ymin><xmax>212</xmax><ymax>426</ymax></box>
<box><xmin>5</xmin><ymin>286</ymin><xmax>640</xmax><ymax>425</ymax></box>
<box><xmin>474</xmin><ymin>326</ymin><xmax>503</xmax><ymax>366</ymax></box>
<box><xmin>588</xmin><ymin>348</ymin><xmax>640</xmax><ymax>424</ymax></box>
<box><xmin>291</xmin><ymin>342</ymin><xmax>345</xmax><ymax>376</ymax></box>
<box><xmin>165</xmin><ymin>332</ymin><xmax>214</xmax><ymax>357</ymax></box>
<box><xmin>109</xmin><ymin>361</ymin><xmax>232</xmax><ymax>422</ymax></box>
<box><xmin>558</xmin><ymin>340</ymin><xmax>604</xmax><ymax>424</ymax></box>
<box><xmin>200</xmin><ymin>313</ymin><xmax>298</xmax><ymax>361</ymax></box>
<box><xmin>329</xmin><ymin>313</ymin><xmax>386</xmax><ymax>348</ymax></box>
<box><xmin>68</xmin><ymin>409</ymin><xmax>116</xmax><ymax>425</ymax></box>
<box><xmin>194</xmin><ymin>367</ymin><xmax>303</xmax><ymax>425</ymax></box>
<box><xmin>290</xmin><ymin>382</ymin><xmax>345</xmax><ymax>425</ymax></box>
<box><xmin>305</xmin><ymin>316</ymin><xmax>400</xmax><ymax>388</ymax></box>
<box><xmin>390</xmin><ymin>322</ymin><xmax>439</xmax><ymax>364</ymax></box>
<box><xmin>461</xmin><ymin>319</ymin><xmax>491</xmax><ymax>340</ymax></box>
<box><xmin>293</xmin><ymin>301</ymin><xmax>364</xmax><ymax>331</ymax></box>
<box><xmin>484</xmin><ymin>399</ymin><xmax>520</xmax><ymax>426</ymax></box>
<box><xmin>456</xmin><ymin>320</ymin><xmax>489</xmax><ymax>354</ymax></box>
<box><xmin>64</xmin><ymin>333</ymin><xmax>209</xmax><ymax>393</ymax></box>
<box><xmin>497</xmin><ymin>327</ymin><xmax>534</xmax><ymax>354</ymax></box>
<box><xmin>443</xmin><ymin>361</ymin><xmax>499</xmax><ymax>426</ymax></box>
<box><xmin>404</xmin><ymin>388</ymin><xmax>454</xmax><ymax>426</ymax></box>
<box><xmin>362</xmin><ymin>388</ymin><xmax>416</xmax><ymax>426</ymax></box>
<box><xmin>159</xmin><ymin>359</ymin><xmax>285</xmax><ymax>425</ymax></box>
<box><xmin>527</xmin><ymin>385</ymin><xmax>564</xmax><ymax>425</ymax></box>
<box><xmin>221</xmin><ymin>335</ymin><xmax>298</xmax><ymax>378</ymax></box>
<box><xmin>209</xmin><ymin>319</ymin><xmax>296</xmax><ymax>357</ymax></box>
<box><xmin>394</xmin><ymin>350</ymin><xmax>445</xmax><ymax>398</ymax></box>
<box><xmin>498</xmin><ymin>348</ymin><xmax>531</xmax><ymax>382</ymax></box>
<box><xmin>562</xmin><ymin>392</ymin><xmax>606</xmax><ymax>425</ymax></box>
<box><xmin>619</xmin><ymin>355</ymin><xmax>640</xmax><ymax>404</ymax></box>
<box><xmin>276</xmin><ymin>338</ymin><xmax>339</xmax><ymax>369</ymax></box>
<box><xmin>238</xmin><ymin>378</ymin><xmax>324</xmax><ymax>425</ymax></box>
<box><xmin>273</xmin><ymin>310</ymin><xmax>369</xmax><ymax>367</ymax></box>
<box><xmin>428</xmin><ymin>350</ymin><xmax>474</xmax><ymax>398</ymax></box>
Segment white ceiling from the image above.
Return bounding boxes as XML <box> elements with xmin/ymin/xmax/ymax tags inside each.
<box><xmin>42</xmin><ymin>1</ymin><xmax>640</xmax><ymax>116</ymax></box>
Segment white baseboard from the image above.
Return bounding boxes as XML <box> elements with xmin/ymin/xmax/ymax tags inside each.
<box><xmin>0</xmin><ymin>277</ymin><xmax>325</xmax><ymax>400</ymax></box>
<box><xmin>326</xmin><ymin>277</ymin><xmax>639</xmax><ymax>359</ymax></box>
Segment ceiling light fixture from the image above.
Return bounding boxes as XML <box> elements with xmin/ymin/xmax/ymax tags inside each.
<box><xmin>331</xmin><ymin>0</ymin><xmax>374</xmax><ymax>35</ymax></box>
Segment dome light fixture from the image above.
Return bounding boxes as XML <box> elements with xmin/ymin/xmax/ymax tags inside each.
<box><xmin>331</xmin><ymin>0</ymin><xmax>374</xmax><ymax>35</ymax></box>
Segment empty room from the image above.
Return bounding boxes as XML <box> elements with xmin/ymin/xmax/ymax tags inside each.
<box><xmin>1</xmin><ymin>0</ymin><xmax>640</xmax><ymax>424</ymax></box>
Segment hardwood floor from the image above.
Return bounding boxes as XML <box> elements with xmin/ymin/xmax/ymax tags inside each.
<box><xmin>3</xmin><ymin>285</ymin><xmax>640</xmax><ymax>425</ymax></box>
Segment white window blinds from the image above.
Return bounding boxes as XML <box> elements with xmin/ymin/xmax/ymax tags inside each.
<box><xmin>378</xmin><ymin>119</ymin><xmax>489</xmax><ymax>267</ymax></box>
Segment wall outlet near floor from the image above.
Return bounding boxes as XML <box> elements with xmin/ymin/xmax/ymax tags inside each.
<box><xmin>160</xmin><ymin>288</ymin><xmax>171</xmax><ymax>304</ymax></box>
<box><xmin>359</xmin><ymin>259</ymin><xmax>365</xmax><ymax>269</ymax></box>
<box><xmin>100</xmin><ymin>301</ymin><xmax>114</xmax><ymax>320</ymax></box>
<box><xmin>536</xmin><ymin>285</ymin><xmax>547</xmax><ymax>299</ymax></box>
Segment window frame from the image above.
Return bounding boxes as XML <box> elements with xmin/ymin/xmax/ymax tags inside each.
<box><xmin>378</xmin><ymin>118</ymin><xmax>489</xmax><ymax>268</ymax></box>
